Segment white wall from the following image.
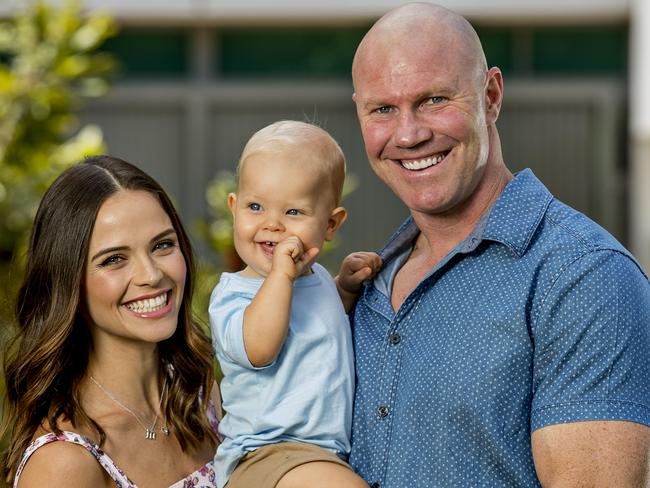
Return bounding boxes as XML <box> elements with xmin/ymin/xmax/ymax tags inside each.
<box><xmin>1</xmin><ymin>0</ymin><xmax>630</xmax><ymax>22</ymax></box>
<box><xmin>629</xmin><ymin>0</ymin><xmax>650</xmax><ymax>271</ymax></box>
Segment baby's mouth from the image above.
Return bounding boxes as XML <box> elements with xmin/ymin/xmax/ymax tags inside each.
<box><xmin>259</xmin><ymin>241</ymin><xmax>276</xmax><ymax>256</ymax></box>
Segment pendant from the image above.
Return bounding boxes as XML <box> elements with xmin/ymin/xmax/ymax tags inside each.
<box><xmin>161</xmin><ymin>425</ymin><xmax>169</xmax><ymax>435</ymax></box>
<box><xmin>145</xmin><ymin>429</ymin><xmax>157</xmax><ymax>440</ymax></box>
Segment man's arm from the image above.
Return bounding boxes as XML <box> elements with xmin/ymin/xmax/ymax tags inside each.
<box><xmin>532</xmin><ymin>420</ymin><xmax>650</xmax><ymax>487</ymax></box>
<box><xmin>531</xmin><ymin>250</ymin><xmax>650</xmax><ymax>487</ymax></box>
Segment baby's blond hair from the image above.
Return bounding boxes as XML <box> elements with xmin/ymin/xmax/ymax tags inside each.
<box><xmin>237</xmin><ymin>120</ymin><xmax>346</xmax><ymax>206</ymax></box>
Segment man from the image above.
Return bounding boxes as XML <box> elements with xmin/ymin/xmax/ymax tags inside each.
<box><xmin>349</xmin><ymin>3</ymin><xmax>650</xmax><ymax>487</ymax></box>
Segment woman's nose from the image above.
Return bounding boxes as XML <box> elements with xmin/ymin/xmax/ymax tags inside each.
<box><xmin>133</xmin><ymin>256</ymin><xmax>163</xmax><ymax>286</ymax></box>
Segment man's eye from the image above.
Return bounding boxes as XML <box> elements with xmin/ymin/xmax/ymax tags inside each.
<box><xmin>248</xmin><ymin>203</ymin><xmax>261</xmax><ymax>211</ymax></box>
<box><xmin>425</xmin><ymin>96</ymin><xmax>446</xmax><ymax>105</ymax></box>
<box><xmin>375</xmin><ymin>106</ymin><xmax>392</xmax><ymax>114</ymax></box>
<box><xmin>286</xmin><ymin>209</ymin><xmax>302</xmax><ymax>216</ymax></box>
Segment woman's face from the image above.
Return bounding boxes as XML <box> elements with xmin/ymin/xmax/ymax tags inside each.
<box><xmin>84</xmin><ymin>190</ymin><xmax>187</xmax><ymax>349</ymax></box>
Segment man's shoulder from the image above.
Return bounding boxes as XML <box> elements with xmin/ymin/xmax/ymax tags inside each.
<box><xmin>540</xmin><ymin>198</ymin><xmax>638</xmax><ymax>266</ymax></box>
<box><xmin>527</xmin><ymin>198</ymin><xmax>649</xmax><ymax>298</ymax></box>
<box><xmin>545</xmin><ymin>199</ymin><xmax>622</xmax><ymax>249</ymax></box>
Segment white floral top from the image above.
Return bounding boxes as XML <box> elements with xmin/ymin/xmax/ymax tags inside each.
<box><xmin>14</xmin><ymin>404</ymin><xmax>220</xmax><ymax>488</ymax></box>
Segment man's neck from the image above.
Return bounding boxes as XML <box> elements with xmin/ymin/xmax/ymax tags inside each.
<box><xmin>411</xmin><ymin>164</ymin><xmax>512</xmax><ymax>267</ymax></box>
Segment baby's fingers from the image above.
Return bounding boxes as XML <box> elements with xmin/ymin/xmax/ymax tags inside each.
<box><xmin>295</xmin><ymin>247</ymin><xmax>320</xmax><ymax>272</ymax></box>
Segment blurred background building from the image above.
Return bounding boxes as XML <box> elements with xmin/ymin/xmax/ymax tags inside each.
<box><xmin>4</xmin><ymin>0</ymin><xmax>649</xmax><ymax>272</ymax></box>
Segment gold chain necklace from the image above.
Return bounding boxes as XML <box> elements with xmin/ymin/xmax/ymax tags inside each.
<box><xmin>90</xmin><ymin>375</ymin><xmax>169</xmax><ymax>440</ymax></box>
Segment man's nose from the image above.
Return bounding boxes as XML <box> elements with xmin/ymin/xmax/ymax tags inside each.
<box><xmin>395</xmin><ymin>111</ymin><xmax>432</xmax><ymax>148</ymax></box>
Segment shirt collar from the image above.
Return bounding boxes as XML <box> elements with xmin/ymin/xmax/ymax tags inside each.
<box><xmin>482</xmin><ymin>168</ymin><xmax>553</xmax><ymax>257</ymax></box>
<box><xmin>377</xmin><ymin>169</ymin><xmax>553</xmax><ymax>265</ymax></box>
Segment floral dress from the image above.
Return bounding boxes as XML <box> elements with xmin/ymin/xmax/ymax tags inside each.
<box><xmin>14</xmin><ymin>404</ymin><xmax>221</xmax><ymax>488</ymax></box>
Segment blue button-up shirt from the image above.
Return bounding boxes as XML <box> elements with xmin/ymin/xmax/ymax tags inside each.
<box><xmin>349</xmin><ymin>169</ymin><xmax>650</xmax><ymax>487</ymax></box>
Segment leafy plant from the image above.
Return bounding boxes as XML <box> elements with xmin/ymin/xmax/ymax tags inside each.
<box><xmin>0</xmin><ymin>0</ymin><xmax>117</xmax><ymax>263</ymax></box>
<box><xmin>0</xmin><ymin>0</ymin><xmax>116</xmax><ymax>455</ymax></box>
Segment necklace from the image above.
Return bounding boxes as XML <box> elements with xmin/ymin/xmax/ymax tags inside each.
<box><xmin>90</xmin><ymin>375</ymin><xmax>169</xmax><ymax>440</ymax></box>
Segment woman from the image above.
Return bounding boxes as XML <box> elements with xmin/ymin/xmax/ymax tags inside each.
<box><xmin>2</xmin><ymin>155</ymin><xmax>220</xmax><ymax>487</ymax></box>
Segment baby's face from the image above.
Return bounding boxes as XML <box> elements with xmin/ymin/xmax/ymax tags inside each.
<box><xmin>228</xmin><ymin>152</ymin><xmax>339</xmax><ymax>278</ymax></box>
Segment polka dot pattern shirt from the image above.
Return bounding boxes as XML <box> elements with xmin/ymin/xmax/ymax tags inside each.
<box><xmin>349</xmin><ymin>169</ymin><xmax>650</xmax><ymax>488</ymax></box>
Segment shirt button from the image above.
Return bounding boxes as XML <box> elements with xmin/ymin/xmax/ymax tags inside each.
<box><xmin>389</xmin><ymin>333</ymin><xmax>401</xmax><ymax>345</ymax></box>
<box><xmin>377</xmin><ymin>405</ymin><xmax>390</xmax><ymax>417</ymax></box>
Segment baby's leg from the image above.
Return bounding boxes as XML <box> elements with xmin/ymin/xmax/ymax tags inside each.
<box><xmin>276</xmin><ymin>461</ymin><xmax>369</xmax><ymax>488</ymax></box>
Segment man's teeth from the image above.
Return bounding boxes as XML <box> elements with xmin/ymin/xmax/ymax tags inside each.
<box><xmin>401</xmin><ymin>153</ymin><xmax>446</xmax><ymax>170</ymax></box>
<box><xmin>126</xmin><ymin>292</ymin><xmax>167</xmax><ymax>313</ymax></box>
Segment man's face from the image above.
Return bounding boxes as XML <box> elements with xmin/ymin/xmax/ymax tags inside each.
<box><xmin>353</xmin><ymin>36</ymin><xmax>495</xmax><ymax>217</ymax></box>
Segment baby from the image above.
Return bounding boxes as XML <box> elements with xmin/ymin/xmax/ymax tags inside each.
<box><xmin>209</xmin><ymin>120</ymin><xmax>380</xmax><ymax>488</ymax></box>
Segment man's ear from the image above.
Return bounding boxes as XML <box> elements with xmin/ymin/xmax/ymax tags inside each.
<box><xmin>325</xmin><ymin>206</ymin><xmax>348</xmax><ymax>241</ymax></box>
<box><xmin>484</xmin><ymin>66</ymin><xmax>503</xmax><ymax>124</ymax></box>
<box><xmin>227</xmin><ymin>193</ymin><xmax>237</xmax><ymax>217</ymax></box>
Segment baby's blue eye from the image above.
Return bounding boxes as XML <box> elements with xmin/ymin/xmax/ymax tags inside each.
<box><xmin>286</xmin><ymin>209</ymin><xmax>301</xmax><ymax>216</ymax></box>
<box><xmin>248</xmin><ymin>203</ymin><xmax>261</xmax><ymax>211</ymax></box>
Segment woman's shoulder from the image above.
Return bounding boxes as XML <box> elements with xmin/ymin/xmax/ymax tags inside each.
<box><xmin>15</xmin><ymin>432</ymin><xmax>110</xmax><ymax>487</ymax></box>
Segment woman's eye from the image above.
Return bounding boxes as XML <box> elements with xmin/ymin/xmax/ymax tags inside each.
<box><xmin>248</xmin><ymin>203</ymin><xmax>261</xmax><ymax>211</ymax></box>
<box><xmin>99</xmin><ymin>255</ymin><xmax>125</xmax><ymax>267</ymax></box>
<box><xmin>286</xmin><ymin>209</ymin><xmax>302</xmax><ymax>216</ymax></box>
<box><xmin>153</xmin><ymin>239</ymin><xmax>175</xmax><ymax>252</ymax></box>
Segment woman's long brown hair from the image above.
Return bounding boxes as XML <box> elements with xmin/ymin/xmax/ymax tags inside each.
<box><xmin>1</xmin><ymin>155</ymin><xmax>217</xmax><ymax>484</ymax></box>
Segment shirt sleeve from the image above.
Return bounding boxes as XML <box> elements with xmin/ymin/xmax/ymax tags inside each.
<box><xmin>531</xmin><ymin>249</ymin><xmax>650</xmax><ymax>431</ymax></box>
<box><xmin>208</xmin><ymin>278</ymin><xmax>267</xmax><ymax>370</ymax></box>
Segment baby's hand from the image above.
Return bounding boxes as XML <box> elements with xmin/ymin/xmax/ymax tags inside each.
<box><xmin>337</xmin><ymin>251</ymin><xmax>382</xmax><ymax>295</ymax></box>
<box><xmin>271</xmin><ymin>236</ymin><xmax>320</xmax><ymax>280</ymax></box>
<box><xmin>336</xmin><ymin>251</ymin><xmax>382</xmax><ymax>312</ymax></box>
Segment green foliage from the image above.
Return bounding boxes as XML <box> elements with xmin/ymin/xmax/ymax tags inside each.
<box><xmin>192</xmin><ymin>171</ymin><xmax>239</xmax><ymax>328</ymax></box>
<box><xmin>0</xmin><ymin>0</ymin><xmax>117</xmax><ymax>261</ymax></box>
<box><xmin>0</xmin><ymin>0</ymin><xmax>116</xmax><ymax>454</ymax></box>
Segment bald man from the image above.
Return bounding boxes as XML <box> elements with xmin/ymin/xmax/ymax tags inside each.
<box><xmin>349</xmin><ymin>3</ymin><xmax>650</xmax><ymax>487</ymax></box>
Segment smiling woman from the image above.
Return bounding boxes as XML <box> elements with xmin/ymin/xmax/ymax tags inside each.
<box><xmin>85</xmin><ymin>190</ymin><xmax>187</xmax><ymax>345</ymax></box>
<box><xmin>1</xmin><ymin>156</ymin><xmax>221</xmax><ymax>487</ymax></box>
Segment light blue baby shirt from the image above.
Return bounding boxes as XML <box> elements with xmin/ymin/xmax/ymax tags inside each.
<box><xmin>209</xmin><ymin>263</ymin><xmax>355</xmax><ymax>488</ymax></box>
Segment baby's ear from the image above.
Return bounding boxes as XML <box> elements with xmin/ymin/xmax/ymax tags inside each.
<box><xmin>325</xmin><ymin>207</ymin><xmax>348</xmax><ymax>241</ymax></box>
<box><xmin>227</xmin><ymin>193</ymin><xmax>237</xmax><ymax>216</ymax></box>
